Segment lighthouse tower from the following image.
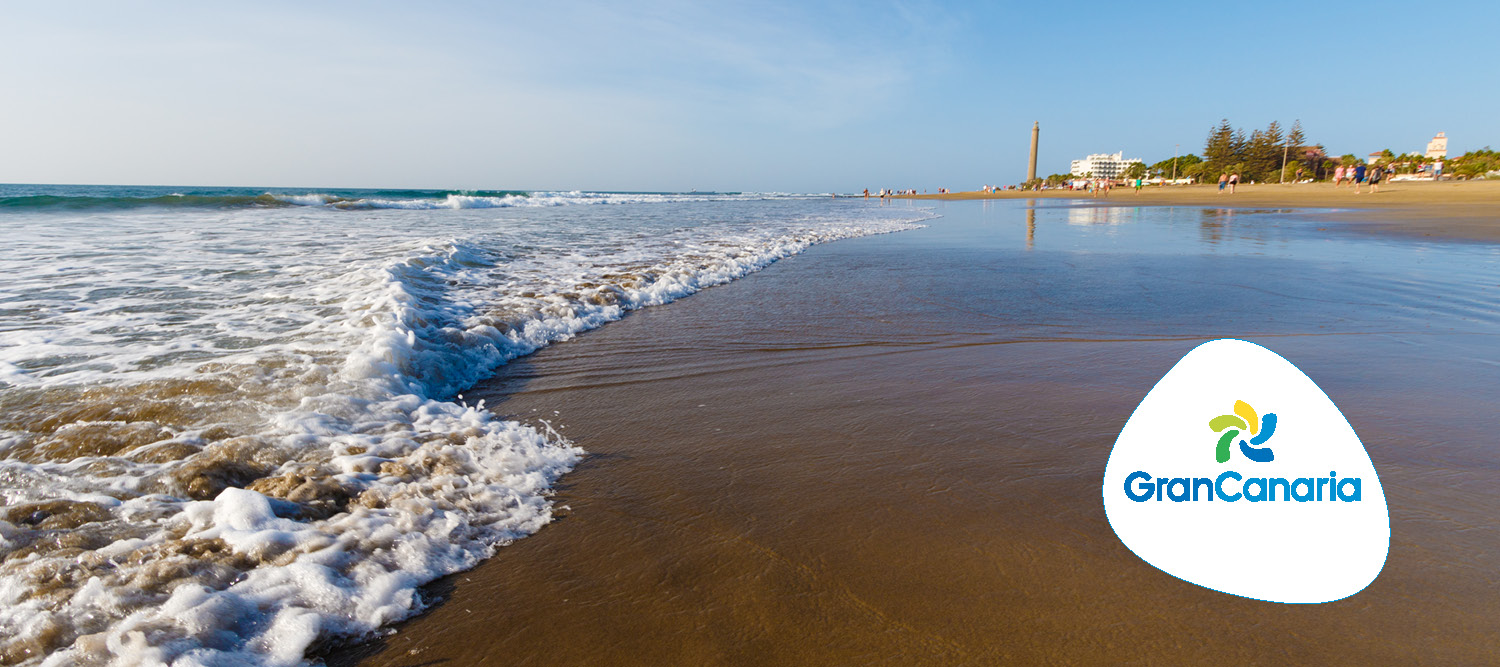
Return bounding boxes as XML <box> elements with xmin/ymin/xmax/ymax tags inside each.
<box><xmin>1027</xmin><ymin>122</ymin><xmax>1040</xmax><ymax>182</ymax></box>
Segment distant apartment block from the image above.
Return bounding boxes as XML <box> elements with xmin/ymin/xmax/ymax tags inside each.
<box><xmin>1070</xmin><ymin>152</ymin><xmax>1143</xmax><ymax>180</ymax></box>
<box><xmin>1426</xmin><ymin>132</ymin><xmax>1448</xmax><ymax>159</ymax></box>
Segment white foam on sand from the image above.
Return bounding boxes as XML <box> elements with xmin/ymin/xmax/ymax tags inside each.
<box><xmin>0</xmin><ymin>199</ymin><xmax>931</xmax><ymax>665</ymax></box>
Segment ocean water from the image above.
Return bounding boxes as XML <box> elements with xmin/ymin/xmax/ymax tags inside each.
<box><xmin>343</xmin><ymin>199</ymin><xmax>1500</xmax><ymax>665</ymax></box>
<box><xmin>0</xmin><ymin>185</ymin><xmax>930</xmax><ymax>665</ymax></box>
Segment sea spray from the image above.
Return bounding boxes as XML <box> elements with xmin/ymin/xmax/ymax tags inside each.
<box><xmin>0</xmin><ymin>189</ymin><xmax>931</xmax><ymax>664</ymax></box>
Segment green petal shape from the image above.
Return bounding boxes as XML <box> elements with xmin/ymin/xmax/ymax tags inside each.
<box><xmin>1209</xmin><ymin>414</ymin><xmax>1247</xmax><ymax>432</ymax></box>
<box><xmin>1215</xmin><ymin>429</ymin><xmax>1238</xmax><ymax>463</ymax></box>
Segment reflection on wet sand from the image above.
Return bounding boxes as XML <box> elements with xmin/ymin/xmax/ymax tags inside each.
<box><xmin>1025</xmin><ymin>200</ymin><xmax>1036</xmax><ymax>250</ymax></box>
<box><xmin>339</xmin><ymin>201</ymin><xmax>1500</xmax><ymax>666</ymax></box>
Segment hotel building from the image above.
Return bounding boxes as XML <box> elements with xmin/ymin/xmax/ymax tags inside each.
<box><xmin>1426</xmin><ymin>132</ymin><xmax>1448</xmax><ymax>159</ymax></box>
<box><xmin>1069</xmin><ymin>152</ymin><xmax>1144</xmax><ymax>180</ymax></box>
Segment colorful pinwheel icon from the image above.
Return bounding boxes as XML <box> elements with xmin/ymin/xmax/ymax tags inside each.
<box><xmin>1208</xmin><ymin>400</ymin><xmax>1278</xmax><ymax>463</ymax></box>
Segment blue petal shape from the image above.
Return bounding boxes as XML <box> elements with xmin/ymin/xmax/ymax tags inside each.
<box><xmin>1239</xmin><ymin>440</ymin><xmax>1275</xmax><ymax>462</ymax></box>
<box><xmin>1250</xmin><ymin>413</ymin><xmax>1277</xmax><ymax>446</ymax></box>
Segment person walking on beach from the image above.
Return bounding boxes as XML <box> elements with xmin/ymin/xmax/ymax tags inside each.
<box><xmin>1228</xmin><ymin>173</ymin><xmax>1239</xmax><ymax>194</ymax></box>
<box><xmin>1367</xmin><ymin>163</ymin><xmax>1383</xmax><ymax>193</ymax></box>
<box><xmin>1333</xmin><ymin>165</ymin><xmax>1346</xmax><ymax>187</ymax></box>
<box><xmin>1433</xmin><ymin>160</ymin><xmax>1444</xmax><ymax>180</ymax></box>
<box><xmin>1133</xmin><ymin>176</ymin><xmax>1143</xmax><ymax>193</ymax></box>
<box><xmin>1218</xmin><ymin>173</ymin><xmax>1228</xmax><ymax>192</ymax></box>
<box><xmin>1353</xmin><ymin>162</ymin><xmax>1368</xmax><ymax>193</ymax></box>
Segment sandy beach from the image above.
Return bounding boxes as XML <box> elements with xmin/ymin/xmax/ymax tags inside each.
<box><xmin>9</xmin><ymin>3</ymin><xmax>1500</xmax><ymax>665</ymax></box>
<box><xmin>908</xmin><ymin>179</ymin><xmax>1500</xmax><ymax>241</ymax></box>
<box><xmin>333</xmin><ymin>200</ymin><xmax>1500</xmax><ymax>665</ymax></box>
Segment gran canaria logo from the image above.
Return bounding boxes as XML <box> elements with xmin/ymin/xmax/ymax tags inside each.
<box><xmin>1210</xmin><ymin>400</ymin><xmax>1276</xmax><ymax>463</ymax></box>
<box><xmin>1101</xmin><ymin>339</ymin><xmax>1389</xmax><ymax>604</ymax></box>
<box><xmin>1122</xmin><ymin>398</ymin><xmax>1362</xmax><ymax>504</ymax></box>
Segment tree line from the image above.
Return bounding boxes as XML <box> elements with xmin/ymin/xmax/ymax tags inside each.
<box><xmin>1037</xmin><ymin>120</ymin><xmax>1500</xmax><ymax>186</ymax></box>
<box><xmin>1144</xmin><ymin>120</ymin><xmax>1499</xmax><ymax>183</ymax></box>
<box><xmin>1358</xmin><ymin>147</ymin><xmax>1500</xmax><ymax>178</ymax></box>
<box><xmin>1145</xmin><ymin>119</ymin><xmax>1316</xmax><ymax>183</ymax></box>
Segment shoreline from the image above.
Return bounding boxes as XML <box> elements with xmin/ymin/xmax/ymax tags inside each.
<box><xmin>897</xmin><ymin>179</ymin><xmax>1500</xmax><ymax>242</ymax></box>
<box><xmin>334</xmin><ymin>201</ymin><xmax>1500</xmax><ymax>665</ymax></box>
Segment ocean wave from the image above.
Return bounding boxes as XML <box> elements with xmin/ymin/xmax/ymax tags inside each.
<box><xmin>0</xmin><ymin>189</ymin><xmax>818</xmax><ymax>212</ymax></box>
<box><xmin>0</xmin><ymin>193</ymin><xmax>298</xmax><ymax>211</ymax></box>
<box><xmin>0</xmin><ymin>204</ymin><xmax>932</xmax><ymax>665</ymax></box>
<box><xmin>333</xmin><ymin>191</ymin><xmax>820</xmax><ymax>210</ymax></box>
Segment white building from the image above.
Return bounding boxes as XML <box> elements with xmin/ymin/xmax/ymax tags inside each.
<box><xmin>1070</xmin><ymin>152</ymin><xmax>1144</xmax><ymax>180</ymax></box>
<box><xmin>1426</xmin><ymin>132</ymin><xmax>1448</xmax><ymax>159</ymax></box>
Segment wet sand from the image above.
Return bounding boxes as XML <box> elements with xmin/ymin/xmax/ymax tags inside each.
<box><xmin>913</xmin><ymin>179</ymin><xmax>1500</xmax><ymax>242</ymax></box>
<box><xmin>335</xmin><ymin>202</ymin><xmax>1500</xmax><ymax>665</ymax></box>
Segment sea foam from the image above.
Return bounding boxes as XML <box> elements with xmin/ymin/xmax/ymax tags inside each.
<box><xmin>0</xmin><ymin>194</ymin><xmax>930</xmax><ymax>664</ymax></box>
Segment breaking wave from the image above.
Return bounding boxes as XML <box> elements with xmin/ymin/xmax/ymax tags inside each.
<box><xmin>0</xmin><ymin>187</ymin><xmax>818</xmax><ymax>212</ymax></box>
<box><xmin>0</xmin><ymin>194</ymin><xmax>930</xmax><ymax>665</ymax></box>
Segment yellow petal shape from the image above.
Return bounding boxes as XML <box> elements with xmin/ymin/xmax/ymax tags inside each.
<box><xmin>1234</xmin><ymin>400</ymin><xmax>1258</xmax><ymax>435</ymax></box>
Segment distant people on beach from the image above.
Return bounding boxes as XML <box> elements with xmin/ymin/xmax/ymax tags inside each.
<box><xmin>1334</xmin><ymin>165</ymin><xmax>1346</xmax><ymax>187</ymax></box>
<box><xmin>1352</xmin><ymin>162</ymin><xmax>1382</xmax><ymax>194</ymax></box>
<box><xmin>1218</xmin><ymin>173</ymin><xmax>1228</xmax><ymax>192</ymax></box>
<box><xmin>1133</xmin><ymin>177</ymin><xmax>1143</xmax><ymax>194</ymax></box>
<box><xmin>1433</xmin><ymin>160</ymin><xmax>1444</xmax><ymax>180</ymax></box>
<box><xmin>1228</xmin><ymin>173</ymin><xmax>1239</xmax><ymax>194</ymax></box>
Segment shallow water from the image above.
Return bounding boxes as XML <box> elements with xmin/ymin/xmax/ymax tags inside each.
<box><xmin>0</xmin><ymin>186</ymin><xmax>929</xmax><ymax>665</ymax></box>
<box><xmin>342</xmin><ymin>200</ymin><xmax>1500</xmax><ymax>665</ymax></box>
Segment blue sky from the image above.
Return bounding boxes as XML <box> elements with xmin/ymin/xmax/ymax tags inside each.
<box><xmin>2</xmin><ymin>1</ymin><xmax>1494</xmax><ymax>191</ymax></box>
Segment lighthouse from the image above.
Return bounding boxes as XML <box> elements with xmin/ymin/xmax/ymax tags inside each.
<box><xmin>1027</xmin><ymin>122</ymin><xmax>1040</xmax><ymax>182</ymax></box>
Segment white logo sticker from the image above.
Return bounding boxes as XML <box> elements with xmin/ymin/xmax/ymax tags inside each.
<box><xmin>1102</xmin><ymin>339</ymin><xmax>1389</xmax><ymax>603</ymax></box>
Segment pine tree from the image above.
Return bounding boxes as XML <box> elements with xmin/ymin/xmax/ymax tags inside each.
<box><xmin>1265</xmin><ymin>121</ymin><xmax>1284</xmax><ymax>148</ymax></box>
<box><xmin>1284</xmin><ymin>119</ymin><xmax>1308</xmax><ymax>175</ymax></box>
<box><xmin>1247</xmin><ymin>129</ymin><xmax>1273</xmax><ymax>180</ymax></box>
<box><xmin>1264</xmin><ymin>121</ymin><xmax>1284</xmax><ymax>171</ymax></box>
<box><xmin>1204</xmin><ymin>119</ymin><xmax>1234</xmax><ymax>172</ymax></box>
<box><xmin>1197</xmin><ymin>119</ymin><xmax>1321</xmax><ymax>181</ymax></box>
<box><xmin>1247</xmin><ymin>122</ymin><xmax>1284</xmax><ymax>181</ymax></box>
